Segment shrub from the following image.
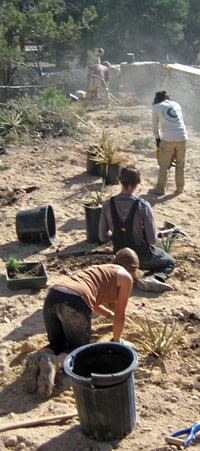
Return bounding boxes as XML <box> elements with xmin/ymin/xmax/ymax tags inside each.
<box><xmin>37</xmin><ymin>86</ymin><xmax>71</xmax><ymax>112</ymax></box>
<box><xmin>132</xmin><ymin>137</ymin><xmax>152</xmax><ymax>149</ymax></box>
<box><xmin>0</xmin><ymin>87</ymin><xmax>87</xmax><ymax>141</ymax></box>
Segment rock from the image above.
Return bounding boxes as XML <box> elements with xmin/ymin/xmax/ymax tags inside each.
<box><xmin>5</xmin><ymin>435</ymin><xmax>18</xmax><ymax>446</ymax></box>
<box><xmin>169</xmin><ymin>396</ymin><xmax>178</xmax><ymax>403</ymax></box>
<box><xmin>20</xmin><ymin>341</ymin><xmax>37</xmax><ymax>354</ymax></box>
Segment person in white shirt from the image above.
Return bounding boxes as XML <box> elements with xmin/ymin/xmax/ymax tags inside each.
<box><xmin>96</xmin><ymin>47</ymin><xmax>104</xmax><ymax>64</ymax></box>
<box><xmin>151</xmin><ymin>90</ymin><xmax>188</xmax><ymax>195</ymax></box>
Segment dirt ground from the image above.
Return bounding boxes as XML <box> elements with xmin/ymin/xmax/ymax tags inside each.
<box><xmin>0</xmin><ymin>94</ymin><xmax>200</xmax><ymax>451</ymax></box>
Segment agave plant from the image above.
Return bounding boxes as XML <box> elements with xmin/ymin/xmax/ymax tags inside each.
<box><xmin>135</xmin><ymin>316</ymin><xmax>185</xmax><ymax>358</ymax></box>
<box><xmin>0</xmin><ymin>108</ymin><xmax>24</xmax><ymax>137</ymax></box>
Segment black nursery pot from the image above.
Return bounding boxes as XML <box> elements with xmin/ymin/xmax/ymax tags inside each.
<box><xmin>83</xmin><ymin>203</ymin><xmax>102</xmax><ymax>243</ymax></box>
<box><xmin>64</xmin><ymin>342</ymin><xmax>138</xmax><ymax>441</ymax></box>
<box><xmin>100</xmin><ymin>163</ymin><xmax>120</xmax><ymax>185</ymax></box>
<box><xmin>86</xmin><ymin>149</ymin><xmax>100</xmax><ymax>176</ymax></box>
<box><xmin>16</xmin><ymin>204</ymin><xmax>56</xmax><ymax>245</ymax></box>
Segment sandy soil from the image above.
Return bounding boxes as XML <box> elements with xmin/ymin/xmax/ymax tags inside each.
<box><xmin>0</xmin><ymin>96</ymin><xmax>200</xmax><ymax>451</ymax></box>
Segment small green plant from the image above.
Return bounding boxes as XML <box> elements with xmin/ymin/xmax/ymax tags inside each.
<box><xmin>132</xmin><ymin>137</ymin><xmax>152</xmax><ymax>149</ymax></box>
<box><xmin>6</xmin><ymin>257</ymin><xmax>23</xmax><ymax>271</ymax></box>
<box><xmin>135</xmin><ymin>316</ymin><xmax>185</xmax><ymax>358</ymax></box>
<box><xmin>90</xmin><ymin>129</ymin><xmax>126</xmax><ymax>164</ymax></box>
<box><xmin>0</xmin><ymin>109</ymin><xmax>24</xmax><ymax>138</ymax></box>
<box><xmin>83</xmin><ymin>182</ymin><xmax>105</xmax><ymax>207</ymax></box>
<box><xmin>6</xmin><ymin>257</ymin><xmax>24</xmax><ymax>278</ymax></box>
<box><xmin>160</xmin><ymin>232</ymin><xmax>177</xmax><ymax>253</ymax></box>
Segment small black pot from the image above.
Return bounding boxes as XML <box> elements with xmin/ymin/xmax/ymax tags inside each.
<box><xmin>86</xmin><ymin>149</ymin><xmax>100</xmax><ymax>176</ymax></box>
<box><xmin>100</xmin><ymin>163</ymin><xmax>120</xmax><ymax>185</ymax></box>
<box><xmin>83</xmin><ymin>203</ymin><xmax>102</xmax><ymax>243</ymax></box>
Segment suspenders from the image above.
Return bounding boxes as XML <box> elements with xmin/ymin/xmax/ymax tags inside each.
<box><xmin>110</xmin><ymin>197</ymin><xmax>139</xmax><ymax>252</ymax></box>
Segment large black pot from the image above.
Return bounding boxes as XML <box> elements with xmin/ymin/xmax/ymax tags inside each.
<box><xmin>16</xmin><ymin>204</ymin><xmax>56</xmax><ymax>245</ymax></box>
<box><xmin>64</xmin><ymin>342</ymin><xmax>138</xmax><ymax>441</ymax></box>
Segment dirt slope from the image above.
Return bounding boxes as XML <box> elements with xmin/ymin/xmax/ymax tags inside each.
<box><xmin>0</xmin><ymin>99</ymin><xmax>200</xmax><ymax>451</ymax></box>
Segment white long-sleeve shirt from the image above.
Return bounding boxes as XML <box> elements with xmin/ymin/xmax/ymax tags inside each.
<box><xmin>152</xmin><ymin>100</ymin><xmax>188</xmax><ymax>141</ymax></box>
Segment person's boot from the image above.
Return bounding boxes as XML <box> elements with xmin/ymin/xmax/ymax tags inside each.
<box><xmin>153</xmin><ymin>272</ymin><xmax>168</xmax><ymax>283</ymax></box>
<box><xmin>23</xmin><ymin>351</ymin><xmax>43</xmax><ymax>393</ymax></box>
<box><xmin>135</xmin><ymin>276</ymin><xmax>174</xmax><ymax>293</ymax></box>
<box><xmin>37</xmin><ymin>354</ymin><xmax>60</xmax><ymax>398</ymax></box>
<box><xmin>149</xmin><ymin>187</ymin><xmax>165</xmax><ymax>196</ymax></box>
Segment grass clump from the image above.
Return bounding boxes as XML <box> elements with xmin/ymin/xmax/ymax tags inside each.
<box><xmin>132</xmin><ymin>137</ymin><xmax>152</xmax><ymax>149</ymax></box>
<box><xmin>135</xmin><ymin>316</ymin><xmax>185</xmax><ymax>358</ymax></box>
<box><xmin>160</xmin><ymin>233</ymin><xmax>177</xmax><ymax>253</ymax></box>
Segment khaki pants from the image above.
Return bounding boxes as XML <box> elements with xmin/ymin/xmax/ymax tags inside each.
<box><xmin>157</xmin><ymin>140</ymin><xmax>187</xmax><ymax>191</ymax></box>
<box><xmin>84</xmin><ymin>76</ymin><xmax>110</xmax><ymax>108</ymax></box>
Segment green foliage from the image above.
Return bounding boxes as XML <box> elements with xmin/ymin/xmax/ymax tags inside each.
<box><xmin>0</xmin><ymin>0</ymin><xmax>199</xmax><ymax>75</ymax></box>
<box><xmin>83</xmin><ymin>181</ymin><xmax>105</xmax><ymax>207</ymax></box>
<box><xmin>132</xmin><ymin>137</ymin><xmax>152</xmax><ymax>149</ymax></box>
<box><xmin>87</xmin><ymin>49</ymin><xmax>98</xmax><ymax>65</ymax></box>
<box><xmin>37</xmin><ymin>86</ymin><xmax>70</xmax><ymax>112</ymax></box>
<box><xmin>160</xmin><ymin>233</ymin><xmax>177</xmax><ymax>253</ymax></box>
<box><xmin>90</xmin><ymin>129</ymin><xmax>126</xmax><ymax>164</ymax></box>
<box><xmin>0</xmin><ymin>108</ymin><xmax>24</xmax><ymax>138</ymax></box>
<box><xmin>41</xmin><ymin>111</ymin><xmax>77</xmax><ymax>137</ymax></box>
<box><xmin>0</xmin><ymin>37</ymin><xmax>21</xmax><ymax>69</ymax></box>
<box><xmin>12</xmin><ymin>96</ymin><xmax>44</xmax><ymax>131</ymax></box>
<box><xmin>6</xmin><ymin>258</ymin><xmax>23</xmax><ymax>271</ymax></box>
<box><xmin>135</xmin><ymin>316</ymin><xmax>185</xmax><ymax>358</ymax></box>
<box><xmin>0</xmin><ymin>0</ymin><xmax>97</xmax><ymax>71</ymax></box>
<box><xmin>0</xmin><ymin>87</ymin><xmax>86</xmax><ymax>141</ymax></box>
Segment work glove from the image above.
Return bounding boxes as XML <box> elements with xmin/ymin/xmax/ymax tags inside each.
<box><xmin>156</xmin><ymin>138</ymin><xmax>161</xmax><ymax>147</ymax></box>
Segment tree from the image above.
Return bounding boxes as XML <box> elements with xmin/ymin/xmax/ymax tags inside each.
<box><xmin>184</xmin><ymin>0</ymin><xmax>200</xmax><ymax>63</ymax></box>
<box><xmin>83</xmin><ymin>0</ymin><xmax>190</xmax><ymax>63</ymax></box>
<box><xmin>0</xmin><ymin>0</ymin><xmax>97</xmax><ymax>79</ymax></box>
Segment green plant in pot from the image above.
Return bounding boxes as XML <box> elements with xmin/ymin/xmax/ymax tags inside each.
<box><xmin>87</xmin><ymin>144</ymin><xmax>100</xmax><ymax>176</ymax></box>
<box><xmin>82</xmin><ymin>183</ymin><xmax>105</xmax><ymax>243</ymax></box>
<box><xmin>89</xmin><ymin>130</ymin><xmax>126</xmax><ymax>185</ymax></box>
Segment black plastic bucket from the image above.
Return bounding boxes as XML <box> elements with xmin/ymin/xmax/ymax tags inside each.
<box><xmin>64</xmin><ymin>342</ymin><xmax>138</xmax><ymax>441</ymax></box>
<box><xmin>16</xmin><ymin>204</ymin><xmax>56</xmax><ymax>245</ymax></box>
<box><xmin>83</xmin><ymin>203</ymin><xmax>102</xmax><ymax>243</ymax></box>
<box><xmin>100</xmin><ymin>163</ymin><xmax>120</xmax><ymax>185</ymax></box>
<box><xmin>87</xmin><ymin>150</ymin><xmax>100</xmax><ymax>176</ymax></box>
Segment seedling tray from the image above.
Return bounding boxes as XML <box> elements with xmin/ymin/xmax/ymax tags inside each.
<box><xmin>6</xmin><ymin>261</ymin><xmax>48</xmax><ymax>290</ymax></box>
